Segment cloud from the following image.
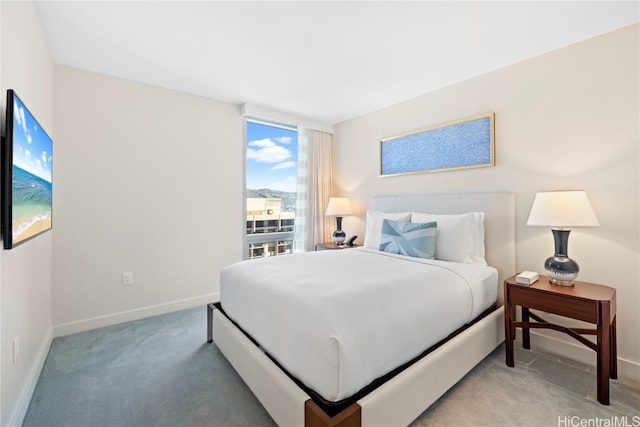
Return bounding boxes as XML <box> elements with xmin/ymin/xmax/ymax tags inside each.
<box><xmin>248</xmin><ymin>138</ymin><xmax>275</xmax><ymax>148</ymax></box>
<box><xmin>247</xmin><ymin>138</ymin><xmax>291</xmax><ymax>163</ymax></box>
<box><xmin>272</xmin><ymin>161</ymin><xmax>297</xmax><ymax>170</ymax></box>
<box><xmin>15</xmin><ymin>105</ymin><xmax>33</xmax><ymax>144</ymax></box>
<box><xmin>274</xmin><ymin>136</ymin><xmax>293</xmax><ymax>145</ymax></box>
<box><xmin>18</xmin><ymin>106</ymin><xmax>27</xmax><ymax>134</ymax></box>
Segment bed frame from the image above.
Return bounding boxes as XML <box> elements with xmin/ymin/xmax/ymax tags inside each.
<box><xmin>208</xmin><ymin>192</ymin><xmax>515</xmax><ymax>426</ymax></box>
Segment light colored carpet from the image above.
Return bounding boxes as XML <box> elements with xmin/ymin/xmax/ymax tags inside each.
<box><xmin>411</xmin><ymin>344</ymin><xmax>639</xmax><ymax>426</ymax></box>
<box><xmin>23</xmin><ymin>307</ymin><xmax>639</xmax><ymax>427</ymax></box>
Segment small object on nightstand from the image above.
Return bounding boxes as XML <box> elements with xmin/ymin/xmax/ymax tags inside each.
<box><xmin>515</xmin><ymin>271</ymin><xmax>539</xmax><ymax>285</ymax></box>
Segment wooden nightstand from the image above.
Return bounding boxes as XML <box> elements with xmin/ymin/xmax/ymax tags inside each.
<box><xmin>315</xmin><ymin>242</ymin><xmax>359</xmax><ymax>251</ymax></box>
<box><xmin>504</xmin><ymin>274</ymin><xmax>617</xmax><ymax>405</ymax></box>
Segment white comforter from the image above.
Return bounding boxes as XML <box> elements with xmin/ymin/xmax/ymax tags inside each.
<box><xmin>220</xmin><ymin>247</ymin><xmax>497</xmax><ymax>402</ymax></box>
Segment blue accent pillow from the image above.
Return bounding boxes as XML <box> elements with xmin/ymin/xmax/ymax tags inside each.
<box><xmin>379</xmin><ymin>219</ymin><xmax>437</xmax><ymax>259</ymax></box>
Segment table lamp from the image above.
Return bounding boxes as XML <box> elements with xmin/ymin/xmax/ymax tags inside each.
<box><xmin>325</xmin><ymin>197</ymin><xmax>352</xmax><ymax>245</ymax></box>
<box><xmin>526</xmin><ymin>190</ymin><xmax>599</xmax><ymax>286</ymax></box>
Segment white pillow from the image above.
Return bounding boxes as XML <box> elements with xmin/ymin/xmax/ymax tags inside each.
<box><xmin>470</xmin><ymin>212</ymin><xmax>487</xmax><ymax>265</ymax></box>
<box><xmin>411</xmin><ymin>212</ymin><xmax>480</xmax><ymax>263</ymax></box>
<box><xmin>364</xmin><ymin>210</ymin><xmax>411</xmax><ymax>249</ymax></box>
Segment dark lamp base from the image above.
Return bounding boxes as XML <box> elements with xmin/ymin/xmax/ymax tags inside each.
<box><xmin>545</xmin><ymin>255</ymin><xmax>579</xmax><ymax>286</ymax></box>
<box><xmin>545</xmin><ymin>229</ymin><xmax>579</xmax><ymax>287</ymax></box>
<box><xmin>332</xmin><ymin>216</ymin><xmax>346</xmax><ymax>245</ymax></box>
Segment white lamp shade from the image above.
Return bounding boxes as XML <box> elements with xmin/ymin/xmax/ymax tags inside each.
<box><xmin>325</xmin><ymin>197</ymin><xmax>352</xmax><ymax>216</ymax></box>
<box><xmin>527</xmin><ymin>190</ymin><xmax>600</xmax><ymax>227</ymax></box>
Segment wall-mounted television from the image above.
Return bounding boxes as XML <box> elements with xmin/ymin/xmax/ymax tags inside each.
<box><xmin>2</xmin><ymin>89</ymin><xmax>53</xmax><ymax>249</ymax></box>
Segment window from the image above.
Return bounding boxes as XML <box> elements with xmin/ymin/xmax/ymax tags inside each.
<box><xmin>245</xmin><ymin>119</ymin><xmax>298</xmax><ymax>259</ymax></box>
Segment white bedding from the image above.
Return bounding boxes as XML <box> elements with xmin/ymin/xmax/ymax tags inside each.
<box><xmin>220</xmin><ymin>247</ymin><xmax>497</xmax><ymax>402</ymax></box>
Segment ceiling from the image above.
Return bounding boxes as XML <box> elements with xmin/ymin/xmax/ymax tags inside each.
<box><xmin>35</xmin><ymin>1</ymin><xmax>639</xmax><ymax>125</ymax></box>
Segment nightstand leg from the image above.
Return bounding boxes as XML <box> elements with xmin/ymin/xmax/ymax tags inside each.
<box><xmin>521</xmin><ymin>307</ymin><xmax>531</xmax><ymax>350</ymax></box>
<box><xmin>596</xmin><ymin>302</ymin><xmax>610</xmax><ymax>405</ymax></box>
<box><xmin>504</xmin><ymin>296</ymin><xmax>515</xmax><ymax>367</ymax></box>
<box><xmin>610</xmin><ymin>316</ymin><xmax>617</xmax><ymax>379</ymax></box>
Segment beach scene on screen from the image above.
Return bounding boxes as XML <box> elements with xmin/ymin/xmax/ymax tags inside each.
<box><xmin>11</xmin><ymin>95</ymin><xmax>52</xmax><ymax>245</ymax></box>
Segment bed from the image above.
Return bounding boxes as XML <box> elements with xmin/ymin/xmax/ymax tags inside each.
<box><xmin>208</xmin><ymin>192</ymin><xmax>515</xmax><ymax>426</ymax></box>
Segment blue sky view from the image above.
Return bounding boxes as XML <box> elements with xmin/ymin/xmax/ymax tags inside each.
<box><xmin>246</xmin><ymin>120</ymin><xmax>298</xmax><ymax>192</ymax></box>
<box><xmin>12</xmin><ymin>95</ymin><xmax>53</xmax><ymax>183</ymax></box>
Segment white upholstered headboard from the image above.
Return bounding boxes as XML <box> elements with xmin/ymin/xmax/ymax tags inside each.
<box><xmin>371</xmin><ymin>192</ymin><xmax>516</xmax><ymax>304</ymax></box>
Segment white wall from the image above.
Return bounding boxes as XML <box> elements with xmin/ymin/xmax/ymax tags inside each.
<box><xmin>333</xmin><ymin>24</ymin><xmax>639</xmax><ymax>378</ymax></box>
<box><xmin>52</xmin><ymin>66</ymin><xmax>243</xmax><ymax>335</ymax></box>
<box><xmin>0</xmin><ymin>2</ymin><xmax>54</xmax><ymax>425</ymax></box>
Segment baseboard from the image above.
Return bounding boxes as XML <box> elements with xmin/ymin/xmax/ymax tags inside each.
<box><xmin>53</xmin><ymin>293</ymin><xmax>219</xmax><ymax>337</ymax></box>
<box><xmin>8</xmin><ymin>326</ymin><xmax>53</xmax><ymax>427</ymax></box>
<box><xmin>521</xmin><ymin>330</ymin><xmax>640</xmax><ymax>381</ymax></box>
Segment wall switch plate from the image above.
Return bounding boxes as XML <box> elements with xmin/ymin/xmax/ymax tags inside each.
<box><xmin>122</xmin><ymin>272</ymin><xmax>134</xmax><ymax>286</ymax></box>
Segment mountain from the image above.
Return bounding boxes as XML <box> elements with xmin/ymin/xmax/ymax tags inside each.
<box><xmin>247</xmin><ymin>188</ymin><xmax>296</xmax><ymax>211</ymax></box>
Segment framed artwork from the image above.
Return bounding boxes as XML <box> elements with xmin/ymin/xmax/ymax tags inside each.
<box><xmin>380</xmin><ymin>113</ymin><xmax>495</xmax><ymax>177</ymax></box>
<box><xmin>2</xmin><ymin>90</ymin><xmax>53</xmax><ymax>249</ymax></box>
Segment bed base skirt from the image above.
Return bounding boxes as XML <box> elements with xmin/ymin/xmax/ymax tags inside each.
<box><xmin>211</xmin><ymin>306</ymin><xmax>505</xmax><ymax>427</ymax></box>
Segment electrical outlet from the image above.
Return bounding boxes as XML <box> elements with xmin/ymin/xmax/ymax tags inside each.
<box><xmin>12</xmin><ymin>337</ymin><xmax>19</xmax><ymax>364</ymax></box>
<box><xmin>122</xmin><ymin>272</ymin><xmax>134</xmax><ymax>286</ymax></box>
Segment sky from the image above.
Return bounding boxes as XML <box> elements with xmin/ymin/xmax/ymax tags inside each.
<box><xmin>246</xmin><ymin>120</ymin><xmax>298</xmax><ymax>192</ymax></box>
<box><xmin>11</xmin><ymin>94</ymin><xmax>53</xmax><ymax>183</ymax></box>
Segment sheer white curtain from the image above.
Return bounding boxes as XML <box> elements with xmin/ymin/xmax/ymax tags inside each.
<box><xmin>294</xmin><ymin>127</ymin><xmax>334</xmax><ymax>252</ymax></box>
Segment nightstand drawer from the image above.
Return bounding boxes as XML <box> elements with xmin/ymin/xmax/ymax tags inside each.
<box><xmin>508</xmin><ymin>285</ymin><xmax>598</xmax><ymax>323</ymax></box>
